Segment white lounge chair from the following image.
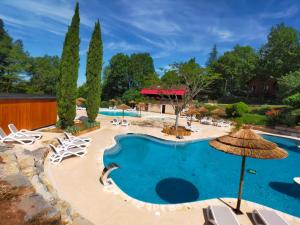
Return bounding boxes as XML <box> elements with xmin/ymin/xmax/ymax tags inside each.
<box><xmin>0</xmin><ymin>128</ymin><xmax>35</xmax><ymax>145</ymax></box>
<box><xmin>111</xmin><ymin>118</ymin><xmax>120</xmax><ymax>126</ymax></box>
<box><xmin>206</xmin><ymin>205</ymin><xmax>240</xmax><ymax>225</ymax></box>
<box><xmin>252</xmin><ymin>209</ymin><xmax>290</xmax><ymax>225</ymax></box>
<box><xmin>8</xmin><ymin>124</ymin><xmax>43</xmax><ymax>140</ymax></box>
<box><xmin>49</xmin><ymin>144</ymin><xmax>87</xmax><ymax>165</ymax></box>
<box><xmin>57</xmin><ymin>137</ymin><xmax>89</xmax><ymax>148</ymax></box>
<box><xmin>185</xmin><ymin>123</ymin><xmax>199</xmax><ymax>132</ymax></box>
<box><xmin>121</xmin><ymin>119</ymin><xmax>129</xmax><ymax>127</ymax></box>
<box><xmin>64</xmin><ymin>132</ymin><xmax>91</xmax><ymax>143</ymax></box>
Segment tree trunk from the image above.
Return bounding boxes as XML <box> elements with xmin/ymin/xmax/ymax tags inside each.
<box><xmin>175</xmin><ymin>112</ymin><xmax>179</xmax><ymax>136</ymax></box>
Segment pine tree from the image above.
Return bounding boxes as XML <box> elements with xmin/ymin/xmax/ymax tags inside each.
<box><xmin>206</xmin><ymin>44</ymin><xmax>218</xmax><ymax>67</ymax></box>
<box><xmin>57</xmin><ymin>3</ymin><xmax>80</xmax><ymax>128</ymax></box>
<box><xmin>86</xmin><ymin>20</ymin><xmax>103</xmax><ymax>122</ymax></box>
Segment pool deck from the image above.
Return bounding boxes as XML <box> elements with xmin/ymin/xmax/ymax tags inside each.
<box><xmin>45</xmin><ymin>111</ymin><xmax>300</xmax><ymax>225</ymax></box>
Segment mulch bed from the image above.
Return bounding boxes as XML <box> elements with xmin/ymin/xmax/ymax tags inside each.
<box><xmin>162</xmin><ymin>126</ymin><xmax>191</xmax><ymax>136</ymax></box>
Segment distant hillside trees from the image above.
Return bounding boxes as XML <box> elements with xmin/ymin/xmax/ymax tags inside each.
<box><xmin>102</xmin><ymin>52</ymin><xmax>159</xmax><ymax>100</ymax></box>
<box><xmin>57</xmin><ymin>3</ymin><xmax>80</xmax><ymax>128</ymax></box>
<box><xmin>212</xmin><ymin>45</ymin><xmax>258</xmax><ymax>96</ymax></box>
<box><xmin>259</xmin><ymin>23</ymin><xmax>300</xmax><ymax>78</ymax></box>
<box><xmin>0</xmin><ymin>18</ymin><xmax>60</xmax><ymax>94</ymax></box>
<box><xmin>27</xmin><ymin>56</ymin><xmax>60</xmax><ymax>95</ymax></box>
<box><xmin>206</xmin><ymin>44</ymin><xmax>218</xmax><ymax>67</ymax></box>
<box><xmin>0</xmin><ymin>19</ymin><xmax>30</xmax><ymax>93</ymax></box>
<box><xmin>86</xmin><ymin>20</ymin><xmax>103</xmax><ymax>122</ymax></box>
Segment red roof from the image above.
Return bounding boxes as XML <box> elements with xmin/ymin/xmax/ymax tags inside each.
<box><xmin>140</xmin><ymin>88</ymin><xmax>186</xmax><ymax>96</ymax></box>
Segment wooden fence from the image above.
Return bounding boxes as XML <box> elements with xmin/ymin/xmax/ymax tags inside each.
<box><xmin>0</xmin><ymin>98</ymin><xmax>57</xmax><ymax>134</ymax></box>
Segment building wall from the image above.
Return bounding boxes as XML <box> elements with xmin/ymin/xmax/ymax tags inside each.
<box><xmin>146</xmin><ymin>102</ymin><xmax>175</xmax><ymax>114</ymax></box>
<box><xmin>0</xmin><ymin>99</ymin><xmax>57</xmax><ymax>133</ymax></box>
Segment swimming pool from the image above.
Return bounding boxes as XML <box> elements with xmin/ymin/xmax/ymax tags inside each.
<box><xmin>103</xmin><ymin>134</ymin><xmax>300</xmax><ymax>217</ymax></box>
<box><xmin>99</xmin><ymin>110</ymin><xmax>139</xmax><ymax>117</ymax></box>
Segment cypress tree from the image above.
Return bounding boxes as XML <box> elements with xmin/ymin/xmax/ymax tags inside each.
<box><xmin>206</xmin><ymin>44</ymin><xmax>218</xmax><ymax>67</ymax></box>
<box><xmin>57</xmin><ymin>3</ymin><xmax>80</xmax><ymax>128</ymax></box>
<box><xmin>86</xmin><ymin>20</ymin><xmax>103</xmax><ymax>122</ymax></box>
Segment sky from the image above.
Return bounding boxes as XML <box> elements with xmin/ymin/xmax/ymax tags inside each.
<box><xmin>0</xmin><ymin>0</ymin><xmax>299</xmax><ymax>85</ymax></box>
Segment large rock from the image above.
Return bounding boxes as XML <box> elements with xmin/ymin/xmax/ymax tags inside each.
<box><xmin>0</xmin><ymin>152</ymin><xmax>19</xmax><ymax>178</ymax></box>
<box><xmin>0</xmin><ymin>174</ymin><xmax>61</xmax><ymax>225</ymax></box>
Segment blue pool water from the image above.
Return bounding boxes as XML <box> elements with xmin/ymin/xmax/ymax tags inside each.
<box><xmin>103</xmin><ymin>134</ymin><xmax>300</xmax><ymax>217</ymax></box>
<box><xmin>99</xmin><ymin>110</ymin><xmax>139</xmax><ymax>117</ymax></box>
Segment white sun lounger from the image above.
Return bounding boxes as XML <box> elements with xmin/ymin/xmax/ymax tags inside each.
<box><xmin>64</xmin><ymin>132</ymin><xmax>91</xmax><ymax>143</ymax></box>
<box><xmin>0</xmin><ymin>128</ymin><xmax>35</xmax><ymax>145</ymax></box>
<box><xmin>49</xmin><ymin>144</ymin><xmax>87</xmax><ymax>165</ymax></box>
<box><xmin>111</xmin><ymin>118</ymin><xmax>120</xmax><ymax>126</ymax></box>
<box><xmin>57</xmin><ymin>137</ymin><xmax>89</xmax><ymax>148</ymax></box>
<box><xmin>121</xmin><ymin>120</ymin><xmax>129</xmax><ymax>126</ymax></box>
<box><xmin>185</xmin><ymin>125</ymin><xmax>199</xmax><ymax>132</ymax></box>
<box><xmin>8</xmin><ymin>124</ymin><xmax>43</xmax><ymax>139</ymax></box>
<box><xmin>206</xmin><ymin>205</ymin><xmax>240</xmax><ymax>225</ymax></box>
<box><xmin>252</xmin><ymin>209</ymin><xmax>290</xmax><ymax>225</ymax></box>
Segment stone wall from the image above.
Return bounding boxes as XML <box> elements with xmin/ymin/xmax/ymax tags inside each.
<box><xmin>0</xmin><ymin>143</ymin><xmax>93</xmax><ymax>225</ymax></box>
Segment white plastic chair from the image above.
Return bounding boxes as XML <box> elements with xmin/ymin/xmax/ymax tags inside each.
<box><xmin>8</xmin><ymin>124</ymin><xmax>43</xmax><ymax>139</ymax></box>
<box><xmin>49</xmin><ymin>144</ymin><xmax>87</xmax><ymax>165</ymax></box>
<box><xmin>0</xmin><ymin>128</ymin><xmax>35</xmax><ymax>145</ymax></box>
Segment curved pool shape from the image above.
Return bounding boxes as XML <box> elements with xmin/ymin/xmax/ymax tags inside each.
<box><xmin>103</xmin><ymin>134</ymin><xmax>300</xmax><ymax>217</ymax></box>
<box><xmin>99</xmin><ymin>110</ymin><xmax>139</xmax><ymax>117</ymax></box>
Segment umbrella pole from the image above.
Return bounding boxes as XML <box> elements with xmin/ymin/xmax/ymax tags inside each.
<box><xmin>235</xmin><ymin>155</ymin><xmax>246</xmax><ymax>214</ymax></box>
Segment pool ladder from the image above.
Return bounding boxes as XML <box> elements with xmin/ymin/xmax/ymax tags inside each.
<box><xmin>100</xmin><ymin>162</ymin><xmax>120</xmax><ymax>185</ymax></box>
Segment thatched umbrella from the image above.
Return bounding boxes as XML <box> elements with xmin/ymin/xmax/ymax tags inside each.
<box><xmin>198</xmin><ymin>106</ymin><xmax>208</xmax><ymax>117</ymax></box>
<box><xmin>211</xmin><ymin>108</ymin><xmax>226</xmax><ymax>118</ymax></box>
<box><xmin>185</xmin><ymin>106</ymin><xmax>200</xmax><ymax>124</ymax></box>
<box><xmin>137</xmin><ymin>102</ymin><xmax>145</xmax><ymax>117</ymax></box>
<box><xmin>209</xmin><ymin>128</ymin><xmax>288</xmax><ymax>214</ymax></box>
<box><xmin>76</xmin><ymin>97</ymin><xmax>86</xmax><ymax>106</ymax></box>
<box><xmin>109</xmin><ymin>99</ymin><xmax>118</xmax><ymax>106</ymax></box>
<box><xmin>117</xmin><ymin>104</ymin><xmax>130</xmax><ymax>119</ymax></box>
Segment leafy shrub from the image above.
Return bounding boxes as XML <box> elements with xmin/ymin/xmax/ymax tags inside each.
<box><xmin>65</xmin><ymin>125</ymin><xmax>80</xmax><ymax>135</ymax></box>
<box><xmin>55</xmin><ymin>120</ymin><xmax>62</xmax><ymax>128</ymax></box>
<box><xmin>100</xmin><ymin>101</ymin><xmax>109</xmax><ymax>108</ymax></box>
<box><xmin>266</xmin><ymin>109</ymin><xmax>297</xmax><ymax>127</ymax></box>
<box><xmin>226</xmin><ymin>102</ymin><xmax>249</xmax><ymax>117</ymax></box>
<box><xmin>283</xmin><ymin>93</ymin><xmax>300</xmax><ymax>108</ymax></box>
<box><xmin>83</xmin><ymin>121</ymin><xmax>100</xmax><ymax>129</ymax></box>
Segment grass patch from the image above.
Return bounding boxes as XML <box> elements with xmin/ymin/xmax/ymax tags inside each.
<box><xmin>234</xmin><ymin>113</ymin><xmax>268</xmax><ymax>126</ymax></box>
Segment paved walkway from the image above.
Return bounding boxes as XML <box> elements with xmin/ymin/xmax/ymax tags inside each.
<box><xmin>45</xmin><ymin>113</ymin><xmax>300</xmax><ymax>225</ymax></box>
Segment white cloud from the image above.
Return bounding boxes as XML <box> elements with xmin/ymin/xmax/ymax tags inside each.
<box><xmin>1</xmin><ymin>0</ymin><xmax>93</xmax><ymax>27</ymax></box>
<box><xmin>260</xmin><ymin>5</ymin><xmax>299</xmax><ymax>19</ymax></box>
<box><xmin>106</xmin><ymin>41</ymin><xmax>145</xmax><ymax>51</ymax></box>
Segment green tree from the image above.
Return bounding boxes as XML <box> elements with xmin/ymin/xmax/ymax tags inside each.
<box><xmin>206</xmin><ymin>44</ymin><xmax>218</xmax><ymax>67</ymax></box>
<box><xmin>102</xmin><ymin>53</ymin><xmax>131</xmax><ymax>100</ymax></box>
<box><xmin>0</xmin><ymin>19</ymin><xmax>29</xmax><ymax>93</ymax></box>
<box><xmin>259</xmin><ymin>23</ymin><xmax>300</xmax><ymax>78</ymax></box>
<box><xmin>213</xmin><ymin>45</ymin><xmax>258</xmax><ymax>96</ymax></box>
<box><xmin>86</xmin><ymin>20</ymin><xmax>103</xmax><ymax>122</ymax></box>
<box><xmin>160</xmin><ymin>70</ymin><xmax>180</xmax><ymax>87</ymax></box>
<box><xmin>57</xmin><ymin>3</ymin><xmax>80</xmax><ymax>128</ymax></box>
<box><xmin>121</xmin><ymin>88</ymin><xmax>144</xmax><ymax>103</ymax></box>
<box><xmin>130</xmin><ymin>53</ymin><xmax>155</xmax><ymax>88</ymax></box>
<box><xmin>77</xmin><ymin>83</ymin><xmax>88</xmax><ymax>98</ymax></box>
<box><xmin>163</xmin><ymin>58</ymin><xmax>215</xmax><ymax>131</ymax></box>
<box><xmin>278</xmin><ymin>70</ymin><xmax>300</xmax><ymax>98</ymax></box>
<box><xmin>27</xmin><ymin>55</ymin><xmax>60</xmax><ymax>95</ymax></box>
